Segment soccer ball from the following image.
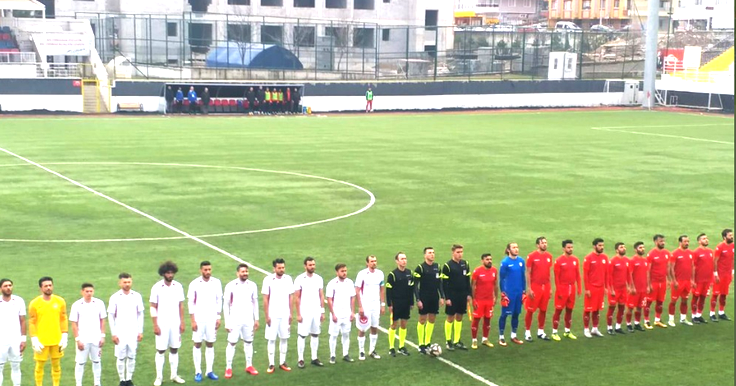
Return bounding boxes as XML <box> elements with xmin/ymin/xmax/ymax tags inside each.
<box><xmin>428</xmin><ymin>343</ymin><xmax>442</xmax><ymax>357</ymax></box>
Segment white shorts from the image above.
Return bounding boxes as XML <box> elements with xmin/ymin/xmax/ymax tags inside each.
<box><xmin>329</xmin><ymin>317</ymin><xmax>352</xmax><ymax>336</ymax></box>
<box><xmin>192</xmin><ymin>321</ymin><xmax>217</xmax><ymax>343</ymax></box>
<box><xmin>0</xmin><ymin>343</ymin><xmax>22</xmax><ymax>363</ymax></box>
<box><xmin>75</xmin><ymin>343</ymin><xmax>101</xmax><ymax>364</ymax></box>
<box><xmin>227</xmin><ymin>324</ymin><xmax>255</xmax><ymax>343</ymax></box>
<box><xmin>356</xmin><ymin>309</ymin><xmax>380</xmax><ymax>331</ymax></box>
<box><xmin>155</xmin><ymin>325</ymin><xmax>182</xmax><ymax>351</ymax></box>
<box><xmin>114</xmin><ymin>338</ymin><xmax>139</xmax><ymax>359</ymax></box>
<box><xmin>297</xmin><ymin>314</ymin><xmax>322</xmax><ymax>336</ymax></box>
<box><xmin>264</xmin><ymin>318</ymin><xmax>290</xmax><ymax>340</ymax></box>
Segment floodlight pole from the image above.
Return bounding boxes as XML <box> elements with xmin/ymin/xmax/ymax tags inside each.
<box><xmin>641</xmin><ymin>0</ymin><xmax>659</xmax><ymax>109</ymax></box>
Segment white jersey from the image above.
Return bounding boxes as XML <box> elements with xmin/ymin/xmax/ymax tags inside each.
<box><xmin>0</xmin><ymin>295</ymin><xmax>26</xmax><ymax>344</ymax></box>
<box><xmin>223</xmin><ymin>278</ymin><xmax>259</xmax><ymax>327</ymax></box>
<box><xmin>326</xmin><ymin>277</ymin><xmax>355</xmax><ymax>319</ymax></box>
<box><xmin>261</xmin><ymin>274</ymin><xmax>294</xmax><ymax>319</ymax></box>
<box><xmin>149</xmin><ymin>279</ymin><xmax>185</xmax><ymax>326</ymax></box>
<box><xmin>355</xmin><ymin>268</ymin><xmax>384</xmax><ymax>310</ymax></box>
<box><xmin>107</xmin><ymin>289</ymin><xmax>144</xmax><ymax>338</ymax></box>
<box><xmin>187</xmin><ymin>276</ymin><xmax>223</xmax><ymax>323</ymax></box>
<box><xmin>293</xmin><ymin>272</ymin><xmax>324</xmax><ymax>316</ymax></box>
<box><xmin>69</xmin><ymin>297</ymin><xmax>107</xmax><ymax>343</ymax></box>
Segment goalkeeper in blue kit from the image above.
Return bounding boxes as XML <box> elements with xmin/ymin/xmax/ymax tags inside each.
<box><xmin>498</xmin><ymin>243</ymin><xmax>526</xmax><ymax>346</ymax></box>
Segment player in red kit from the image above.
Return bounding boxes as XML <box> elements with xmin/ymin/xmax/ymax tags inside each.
<box><xmin>626</xmin><ymin>242</ymin><xmax>650</xmax><ymax>332</ymax></box>
<box><xmin>645</xmin><ymin>234</ymin><xmax>671</xmax><ymax>329</ymax></box>
<box><xmin>711</xmin><ymin>229</ymin><xmax>733</xmax><ymax>321</ymax></box>
<box><xmin>606</xmin><ymin>242</ymin><xmax>631</xmax><ymax>334</ymax></box>
<box><xmin>470</xmin><ymin>254</ymin><xmax>499</xmax><ymax>349</ymax></box>
<box><xmin>583</xmin><ymin>238</ymin><xmax>609</xmax><ymax>338</ymax></box>
<box><xmin>524</xmin><ymin>237</ymin><xmax>553</xmax><ymax>342</ymax></box>
<box><xmin>550</xmin><ymin>240</ymin><xmax>581</xmax><ymax>341</ymax></box>
<box><xmin>667</xmin><ymin>235</ymin><xmax>695</xmax><ymax>327</ymax></box>
<box><xmin>692</xmin><ymin>233</ymin><xmax>715</xmax><ymax>324</ymax></box>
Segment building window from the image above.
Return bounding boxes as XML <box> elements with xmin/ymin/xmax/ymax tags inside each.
<box><xmin>261</xmin><ymin>0</ymin><xmax>283</xmax><ymax>5</ymax></box>
<box><xmin>382</xmin><ymin>28</ymin><xmax>390</xmax><ymax>41</ymax></box>
<box><xmin>425</xmin><ymin>10</ymin><xmax>438</xmax><ymax>30</ymax></box>
<box><xmin>614</xmin><ymin>0</ymin><xmax>619</xmax><ymax>7</ymax></box>
<box><xmin>567</xmin><ymin>57</ymin><xmax>573</xmax><ymax>70</ymax></box>
<box><xmin>188</xmin><ymin>23</ymin><xmax>213</xmax><ymax>51</ymax></box>
<box><xmin>227</xmin><ymin>24</ymin><xmax>251</xmax><ymax>42</ymax></box>
<box><xmin>626</xmin><ymin>0</ymin><xmax>631</xmax><ymax>8</ymax></box>
<box><xmin>326</xmin><ymin>0</ymin><xmax>347</xmax><ymax>8</ymax></box>
<box><xmin>353</xmin><ymin>27</ymin><xmax>374</xmax><ymax>48</ymax></box>
<box><xmin>354</xmin><ymin>0</ymin><xmax>374</xmax><ymax>9</ymax></box>
<box><xmin>551</xmin><ymin>0</ymin><xmax>558</xmax><ymax>9</ymax></box>
<box><xmin>582</xmin><ymin>0</ymin><xmax>591</xmax><ymax>8</ymax></box>
<box><xmin>383</xmin><ymin>0</ymin><xmax>389</xmax><ymax>2</ymax></box>
<box><xmin>294</xmin><ymin>26</ymin><xmax>315</xmax><ymax>46</ymax></box>
<box><xmin>294</xmin><ymin>0</ymin><xmax>314</xmax><ymax>6</ymax></box>
<box><xmin>167</xmin><ymin>22</ymin><xmax>178</xmax><ymax>37</ymax></box>
<box><xmin>325</xmin><ymin>27</ymin><xmax>348</xmax><ymax>46</ymax></box>
<box><xmin>563</xmin><ymin>0</ymin><xmax>572</xmax><ymax>9</ymax></box>
<box><xmin>228</xmin><ymin>0</ymin><xmax>250</xmax><ymax>4</ymax></box>
<box><xmin>524</xmin><ymin>0</ymin><xmax>531</xmax><ymax>7</ymax></box>
<box><xmin>261</xmin><ymin>25</ymin><xmax>283</xmax><ymax>43</ymax></box>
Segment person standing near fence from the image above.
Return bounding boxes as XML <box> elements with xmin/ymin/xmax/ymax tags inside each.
<box><xmin>264</xmin><ymin>88</ymin><xmax>272</xmax><ymax>115</ymax></box>
<box><xmin>165</xmin><ymin>86</ymin><xmax>174</xmax><ymax>114</ymax></box>
<box><xmin>246</xmin><ymin>87</ymin><xmax>255</xmax><ymax>114</ymax></box>
<box><xmin>293</xmin><ymin>88</ymin><xmax>301</xmax><ymax>114</ymax></box>
<box><xmin>175</xmin><ymin>88</ymin><xmax>183</xmax><ymax>114</ymax></box>
<box><xmin>187</xmin><ymin>87</ymin><xmax>198</xmax><ymax>115</ymax></box>
<box><xmin>365</xmin><ymin>87</ymin><xmax>373</xmax><ymax>113</ymax></box>
<box><xmin>201</xmin><ymin>88</ymin><xmax>211</xmax><ymax>115</ymax></box>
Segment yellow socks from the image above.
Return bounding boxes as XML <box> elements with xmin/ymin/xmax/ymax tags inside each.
<box><xmin>417</xmin><ymin>322</ymin><xmax>426</xmax><ymax>346</ymax></box>
<box><xmin>425</xmin><ymin>322</ymin><xmax>435</xmax><ymax>346</ymax></box>
<box><xmin>34</xmin><ymin>360</ymin><xmax>45</xmax><ymax>386</ymax></box>
<box><xmin>453</xmin><ymin>320</ymin><xmax>463</xmax><ymax>343</ymax></box>
<box><xmin>51</xmin><ymin>357</ymin><xmax>61</xmax><ymax>386</ymax></box>
<box><xmin>398</xmin><ymin>328</ymin><xmax>407</xmax><ymax>348</ymax></box>
<box><xmin>445</xmin><ymin>320</ymin><xmax>453</xmax><ymax>342</ymax></box>
<box><xmin>388</xmin><ymin>328</ymin><xmax>396</xmax><ymax>349</ymax></box>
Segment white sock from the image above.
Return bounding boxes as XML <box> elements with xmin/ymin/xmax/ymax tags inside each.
<box><xmin>169</xmin><ymin>352</ymin><xmax>179</xmax><ymax>378</ymax></box>
<box><xmin>10</xmin><ymin>361</ymin><xmax>21</xmax><ymax>386</ymax></box>
<box><xmin>511</xmin><ymin>332</ymin><xmax>517</xmax><ymax>339</ymax></box>
<box><xmin>267</xmin><ymin>340</ymin><xmax>276</xmax><ymax>366</ymax></box>
<box><xmin>499</xmin><ymin>334</ymin><xmax>504</xmax><ymax>340</ymax></box>
<box><xmin>297</xmin><ymin>336</ymin><xmax>306</xmax><ymax>362</ymax></box>
<box><xmin>226</xmin><ymin>344</ymin><xmax>235</xmax><ymax>370</ymax></box>
<box><xmin>193</xmin><ymin>347</ymin><xmax>202</xmax><ymax>374</ymax></box>
<box><xmin>205</xmin><ymin>346</ymin><xmax>214</xmax><ymax>374</ymax></box>
<box><xmin>155</xmin><ymin>352</ymin><xmax>165</xmax><ymax>379</ymax></box>
<box><xmin>537</xmin><ymin>328</ymin><xmax>544</xmax><ymax>336</ymax></box>
<box><xmin>358</xmin><ymin>335</ymin><xmax>366</xmax><ymax>353</ymax></box>
<box><xmin>310</xmin><ymin>335</ymin><xmax>319</xmax><ymax>360</ymax></box>
<box><xmin>564</xmin><ymin>328</ymin><xmax>570</xmax><ymax>333</ymax></box>
<box><xmin>279</xmin><ymin>339</ymin><xmax>288</xmax><ymax>365</ymax></box>
<box><xmin>719</xmin><ymin>310</ymin><xmax>725</xmax><ymax>315</ymax></box>
<box><xmin>655</xmin><ymin>317</ymin><xmax>661</xmax><ymax>322</ymax></box>
<box><xmin>126</xmin><ymin>357</ymin><xmax>135</xmax><ymax>381</ymax></box>
<box><xmin>244</xmin><ymin>341</ymin><xmax>254</xmax><ymax>368</ymax></box>
<box><xmin>329</xmin><ymin>335</ymin><xmax>337</xmax><ymax>357</ymax></box>
<box><xmin>710</xmin><ymin>311</ymin><xmax>716</xmax><ymax>316</ymax></box>
<box><xmin>75</xmin><ymin>362</ymin><xmax>85</xmax><ymax>386</ymax></box>
<box><xmin>669</xmin><ymin>314</ymin><xmax>675</xmax><ymax>321</ymax></box>
<box><xmin>525</xmin><ymin>330</ymin><xmax>531</xmax><ymax>338</ymax></box>
<box><xmin>117</xmin><ymin>358</ymin><xmax>126</xmax><ymax>381</ymax></box>
<box><xmin>341</xmin><ymin>333</ymin><xmax>350</xmax><ymax>357</ymax></box>
<box><xmin>369</xmin><ymin>333</ymin><xmax>378</xmax><ymax>354</ymax></box>
<box><xmin>92</xmin><ymin>361</ymin><xmax>101</xmax><ymax>385</ymax></box>
<box><xmin>584</xmin><ymin>328</ymin><xmax>590</xmax><ymax>334</ymax></box>
<box><xmin>615</xmin><ymin>323</ymin><xmax>621</xmax><ymax>329</ymax></box>
<box><xmin>552</xmin><ymin>329</ymin><xmax>558</xmax><ymax>334</ymax></box>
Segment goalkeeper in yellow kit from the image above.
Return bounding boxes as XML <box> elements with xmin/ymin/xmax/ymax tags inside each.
<box><xmin>28</xmin><ymin>277</ymin><xmax>68</xmax><ymax>386</ymax></box>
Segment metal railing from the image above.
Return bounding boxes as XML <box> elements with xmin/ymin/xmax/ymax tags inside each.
<box><xmin>0</xmin><ymin>51</ymin><xmax>36</xmax><ymax>63</ymax></box>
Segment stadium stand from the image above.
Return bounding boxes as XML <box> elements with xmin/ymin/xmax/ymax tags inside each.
<box><xmin>0</xmin><ymin>25</ymin><xmax>20</xmax><ymax>54</ymax></box>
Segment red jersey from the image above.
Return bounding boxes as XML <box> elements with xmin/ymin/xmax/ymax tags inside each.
<box><xmin>527</xmin><ymin>251</ymin><xmax>553</xmax><ymax>285</ymax></box>
<box><xmin>554</xmin><ymin>255</ymin><xmax>581</xmax><ymax>288</ymax></box>
<box><xmin>647</xmin><ymin>248</ymin><xmax>671</xmax><ymax>283</ymax></box>
<box><xmin>693</xmin><ymin>247</ymin><xmax>714</xmax><ymax>283</ymax></box>
<box><xmin>715</xmin><ymin>241</ymin><xmax>734</xmax><ymax>275</ymax></box>
<box><xmin>471</xmin><ymin>266</ymin><xmax>497</xmax><ymax>302</ymax></box>
<box><xmin>629</xmin><ymin>255</ymin><xmax>649</xmax><ymax>292</ymax></box>
<box><xmin>583</xmin><ymin>252</ymin><xmax>609</xmax><ymax>288</ymax></box>
<box><xmin>608</xmin><ymin>255</ymin><xmax>630</xmax><ymax>289</ymax></box>
<box><xmin>670</xmin><ymin>248</ymin><xmax>694</xmax><ymax>282</ymax></box>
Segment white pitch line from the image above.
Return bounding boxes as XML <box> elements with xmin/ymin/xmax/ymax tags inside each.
<box><xmin>590</xmin><ymin>126</ymin><xmax>734</xmax><ymax>145</ymax></box>
<box><xmin>0</xmin><ymin>148</ymin><xmax>499</xmax><ymax>386</ymax></box>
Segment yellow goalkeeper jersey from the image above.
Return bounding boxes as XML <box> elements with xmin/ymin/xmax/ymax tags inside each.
<box><xmin>28</xmin><ymin>295</ymin><xmax>68</xmax><ymax>346</ymax></box>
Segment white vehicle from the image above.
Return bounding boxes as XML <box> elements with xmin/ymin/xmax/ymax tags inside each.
<box><xmin>490</xmin><ymin>24</ymin><xmax>515</xmax><ymax>32</ymax></box>
<box><xmin>590</xmin><ymin>24</ymin><xmax>615</xmax><ymax>33</ymax></box>
<box><xmin>555</xmin><ymin>21</ymin><xmax>582</xmax><ymax>32</ymax></box>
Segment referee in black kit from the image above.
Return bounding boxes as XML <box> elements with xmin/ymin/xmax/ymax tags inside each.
<box><xmin>414</xmin><ymin>247</ymin><xmax>444</xmax><ymax>354</ymax></box>
<box><xmin>442</xmin><ymin>244</ymin><xmax>472</xmax><ymax>351</ymax></box>
<box><xmin>386</xmin><ymin>252</ymin><xmax>414</xmax><ymax>357</ymax></box>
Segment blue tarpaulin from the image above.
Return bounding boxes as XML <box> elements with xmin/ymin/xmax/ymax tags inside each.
<box><xmin>205</xmin><ymin>43</ymin><xmax>304</xmax><ymax>70</ymax></box>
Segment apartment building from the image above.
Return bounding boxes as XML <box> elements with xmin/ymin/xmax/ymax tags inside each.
<box><xmin>454</xmin><ymin>0</ymin><xmax>542</xmax><ymax>26</ymax></box>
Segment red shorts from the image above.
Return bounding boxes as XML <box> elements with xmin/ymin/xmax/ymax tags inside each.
<box><xmin>670</xmin><ymin>281</ymin><xmax>691</xmax><ymax>300</ymax></box>
<box><xmin>647</xmin><ymin>281</ymin><xmax>667</xmax><ymax>303</ymax></box>
<box><xmin>608</xmin><ymin>287</ymin><xmax>628</xmax><ymax>306</ymax></box>
<box><xmin>525</xmin><ymin>283</ymin><xmax>551</xmax><ymax>312</ymax></box>
<box><xmin>693</xmin><ymin>281</ymin><xmax>712</xmax><ymax>297</ymax></box>
<box><xmin>554</xmin><ymin>285</ymin><xmax>576</xmax><ymax>310</ymax></box>
<box><xmin>584</xmin><ymin>287</ymin><xmax>605</xmax><ymax>312</ymax></box>
<box><xmin>712</xmin><ymin>274</ymin><xmax>732</xmax><ymax>296</ymax></box>
<box><xmin>627</xmin><ymin>291</ymin><xmax>647</xmax><ymax>309</ymax></box>
<box><xmin>472</xmin><ymin>299</ymin><xmax>494</xmax><ymax>319</ymax></box>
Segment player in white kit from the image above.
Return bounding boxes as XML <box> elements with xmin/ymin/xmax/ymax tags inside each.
<box><xmin>0</xmin><ymin>279</ymin><xmax>26</xmax><ymax>386</ymax></box>
<box><xmin>69</xmin><ymin>283</ymin><xmax>107</xmax><ymax>386</ymax></box>
<box><xmin>223</xmin><ymin>263</ymin><xmax>260</xmax><ymax>379</ymax></box>
<box><xmin>326</xmin><ymin>264</ymin><xmax>356</xmax><ymax>364</ymax></box>
<box><xmin>187</xmin><ymin>261</ymin><xmax>223</xmax><ymax>382</ymax></box>
<box><xmin>108</xmin><ymin>273</ymin><xmax>144</xmax><ymax>386</ymax></box>
<box><xmin>150</xmin><ymin>261</ymin><xmax>186</xmax><ymax>385</ymax></box>
<box><xmin>293</xmin><ymin>257</ymin><xmax>326</xmax><ymax>369</ymax></box>
<box><xmin>262</xmin><ymin>258</ymin><xmax>294</xmax><ymax>374</ymax></box>
<box><xmin>355</xmin><ymin>255</ymin><xmax>386</xmax><ymax>360</ymax></box>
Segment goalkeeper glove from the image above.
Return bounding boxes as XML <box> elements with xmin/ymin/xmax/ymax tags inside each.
<box><xmin>59</xmin><ymin>333</ymin><xmax>68</xmax><ymax>351</ymax></box>
<box><xmin>31</xmin><ymin>337</ymin><xmax>44</xmax><ymax>353</ymax></box>
<box><xmin>501</xmin><ymin>292</ymin><xmax>510</xmax><ymax>307</ymax></box>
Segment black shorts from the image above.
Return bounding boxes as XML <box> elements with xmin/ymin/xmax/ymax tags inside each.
<box><xmin>418</xmin><ymin>295</ymin><xmax>440</xmax><ymax>315</ymax></box>
<box><xmin>391</xmin><ymin>302</ymin><xmax>412</xmax><ymax>320</ymax></box>
<box><xmin>445</xmin><ymin>294</ymin><xmax>468</xmax><ymax>316</ymax></box>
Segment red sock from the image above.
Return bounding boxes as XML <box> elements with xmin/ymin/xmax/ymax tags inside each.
<box><xmin>626</xmin><ymin>309</ymin><xmax>633</xmax><ymax>324</ymax></box>
<box><xmin>692</xmin><ymin>296</ymin><xmax>699</xmax><ymax>314</ymax></box>
<box><xmin>538</xmin><ymin>310</ymin><xmax>547</xmax><ymax>329</ymax></box>
<box><xmin>583</xmin><ymin>311</ymin><xmax>590</xmax><ymax>328</ymax></box>
<box><xmin>697</xmin><ymin>296</ymin><xmax>706</xmax><ymax>314</ymax></box>
<box><xmin>680</xmin><ymin>300</ymin><xmax>688</xmax><ymax>316</ymax></box>
<box><xmin>564</xmin><ymin>309</ymin><xmax>573</xmax><ymax>329</ymax></box>
<box><xmin>644</xmin><ymin>300</ymin><xmax>653</xmax><ymax>320</ymax></box>
<box><xmin>471</xmin><ymin>318</ymin><xmax>480</xmax><ymax>339</ymax></box>
<box><xmin>668</xmin><ymin>301</ymin><xmax>676</xmax><ymax>316</ymax></box>
<box><xmin>482</xmin><ymin>317</ymin><xmax>491</xmax><ymax>339</ymax></box>
<box><xmin>616</xmin><ymin>305</ymin><xmax>625</xmax><ymax>324</ymax></box>
<box><xmin>719</xmin><ymin>295</ymin><xmax>727</xmax><ymax>312</ymax></box>
<box><xmin>634</xmin><ymin>309</ymin><xmax>642</xmax><ymax>323</ymax></box>
<box><xmin>592</xmin><ymin>311</ymin><xmax>600</xmax><ymax>328</ymax></box>
<box><xmin>525</xmin><ymin>311</ymin><xmax>534</xmax><ymax>330</ymax></box>
<box><xmin>710</xmin><ymin>294</ymin><xmax>718</xmax><ymax>313</ymax></box>
<box><xmin>655</xmin><ymin>302</ymin><xmax>663</xmax><ymax>319</ymax></box>
<box><xmin>552</xmin><ymin>309</ymin><xmax>562</xmax><ymax>330</ymax></box>
<box><xmin>606</xmin><ymin>306</ymin><xmax>615</xmax><ymax>326</ymax></box>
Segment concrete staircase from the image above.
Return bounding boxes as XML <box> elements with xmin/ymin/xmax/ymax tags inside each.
<box><xmin>699</xmin><ymin>46</ymin><xmax>734</xmax><ymax>72</ymax></box>
<box><xmin>82</xmin><ymin>81</ymin><xmax>100</xmax><ymax>113</ymax></box>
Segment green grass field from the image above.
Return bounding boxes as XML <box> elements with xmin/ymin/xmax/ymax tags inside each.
<box><xmin>0</xmin><ymin>110</ymin><xmax>733</xmax><ymax>386</ymax></box>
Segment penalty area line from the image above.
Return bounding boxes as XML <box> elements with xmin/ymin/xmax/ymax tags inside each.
<box><xmin>590</xmin><ymin>126</ymin><xmax>734</xmax><ymax>145</ymax></box>
<box><xmin>0</xmin><ymin>146</ymin><xmax>500</xmax><ymax>386</ymax></box>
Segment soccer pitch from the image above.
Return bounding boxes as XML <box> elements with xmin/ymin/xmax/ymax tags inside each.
<box><xmin>0</xmin><ymin>109</ymin><xmax>733</xmax><ymax>386</ymax></box>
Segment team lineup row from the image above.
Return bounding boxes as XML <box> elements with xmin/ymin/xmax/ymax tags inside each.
<box><xmin>0</xmin><ymin>228</ymin><xmax>732</xmax><ymax>386</ymax></box>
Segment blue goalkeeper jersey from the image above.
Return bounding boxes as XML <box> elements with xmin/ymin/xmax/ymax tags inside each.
<box><xmin>499</xmin><ymin>256</ymin><xmax>526</xmax><ymax>295</ymax></box>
